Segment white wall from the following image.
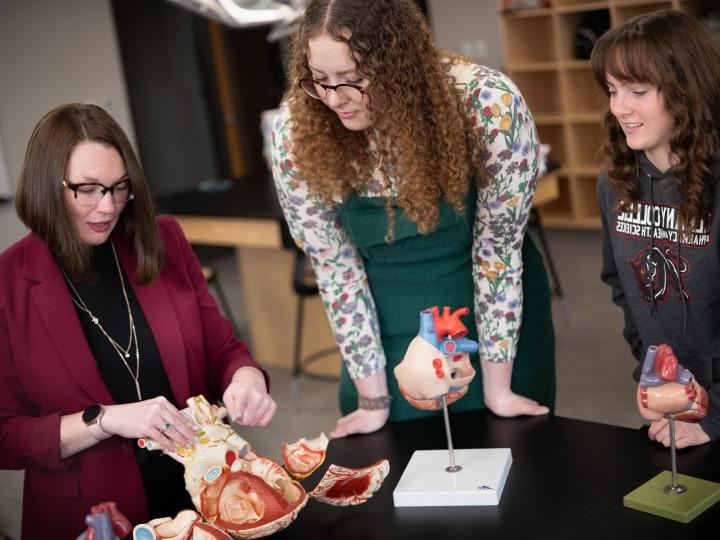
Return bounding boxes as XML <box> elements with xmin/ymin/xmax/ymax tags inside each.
<box><xmin>0</xmin><ymin>0</ymin><xmax>134</xmax><ymax>194</ymax></box>
<box><xmin>428</xmin><ymin>0</ymin><xmax>505</xmax><ymax>71</ymax></box>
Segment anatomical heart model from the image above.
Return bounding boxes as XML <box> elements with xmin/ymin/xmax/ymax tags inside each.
<box><xmin>135</xmin><ymin>396</ymin><xmax>389</xmax><ymax>539</ymax></box>
<box><xmin>623</xmin><ymin>343</ymin><xmax>720</xmax><ymax>523</ymax></box>
<box><xmin>76</xmin><ymin>501</ymin><xmax>133</xmax><ymax>540</ymax></box>
<box><xmin>391</xmin><ymin>306</ymin><xmax>513</xmax><ymax>507</ymax></box>
<box><xmin>637</xmin><ymin>343</ymin><xmax>708</xmax><ymax>422</ymax></box>
<box><xmin>394</xmin><ymin>305</ymin><xmax>479</xmax><ymax>469</ymax></box>
<box><xmin>394</xmin><ymin>306</ymin><xmax>478</xmax><ymax>410</ymax></box>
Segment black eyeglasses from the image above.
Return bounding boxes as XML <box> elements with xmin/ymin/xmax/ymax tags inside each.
<box><xmin>62</xmin><ymin>179</ymin><xmax>134</xmax><ymax>207</ymax></box>
<box><xmin>299</xmin><ymin>79</ymin><xmax>368</xmax><ymax>104</ymax></box>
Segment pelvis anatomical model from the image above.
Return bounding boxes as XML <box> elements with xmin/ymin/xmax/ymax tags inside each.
<box><xmin>136</xmin><ymin>396</ymin><xmax>389</xmax><ymax>539</ymax></box>
<box><xmin>637</xmin><ymin>343</ymin><xmax>709</xmax><ymax>422</ymax></box>
<box><xmin>394</xmin><ymin>306</ymin><xmax>478</xmax><ymax>410</ymax></box>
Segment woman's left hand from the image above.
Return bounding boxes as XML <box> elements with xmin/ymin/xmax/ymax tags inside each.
<box><xmin>647</xmin><ymin>417</ymin><xmax>710</xmax><ymax>448</ymax></box>
<box><xmin>223</xmin><ymin>367</ymin><xmax>277</xmax><ymax>426</ymax></box>
<box><xmin>481</xmin><ymin>360</ymin><xmax>549</xmax><ymax>417</ymax></box>
<box><xmin>484</xmin><ymin>389</ymin><xmax>549</xmax><ymax>417</ymax></box>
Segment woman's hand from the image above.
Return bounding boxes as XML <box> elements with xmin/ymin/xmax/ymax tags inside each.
<box><xmin>223</xmin><ymin>366</ymin><xmax>277</xmax><ymax>427</ymax></box>
<box><xmin>331</xmin><ymin>369</ymin><xmax>390</xmax><ymax>438</ymax></box>
<box><xmin>482</xmin><ymin>360</ymin><xmax>549</xmax><ymax>417</ymax></box>
<box><xmin>484</xmin><ymin>388</ymin><xmax>549</xmax><ymax>417</ymax></box>
<box><xmin>330</xmin><ymin>407</ymin><xmax>390</xmax><ymax>438</ymax></box>
<box><xmin>647</xmin><ymin>417</ymin><xmax>710</xmax><ymax>449</ymax></box>
<box><xmin>102</xmin><ymin>396</ymin><xmax>197</xmax><ymax>450</ymax></box>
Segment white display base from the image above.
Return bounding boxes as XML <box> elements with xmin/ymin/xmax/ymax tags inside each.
<box><xmin>393</xmin><ymin>448</ymin><xmax>512</xmax><ymax>507</ymax></box>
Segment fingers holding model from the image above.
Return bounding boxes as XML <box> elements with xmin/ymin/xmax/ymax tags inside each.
<box><xmin>223</xmin><ymin>366</ymin><xmax>277</xmax><ymax>427</ymax></box>
<box><xmin>101</xmin><ymin>396</ymin><xmax>197</xmax><ymax>450</ymax></box>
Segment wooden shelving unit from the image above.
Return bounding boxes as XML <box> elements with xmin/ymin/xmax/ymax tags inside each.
<box><xmin>498</xmin><ymin>0</ymin><xmax>704</xmax><ymax>228</ymax></box>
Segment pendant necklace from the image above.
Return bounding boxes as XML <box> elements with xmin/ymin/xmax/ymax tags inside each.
<box><xmin>63</xmin><ymin>243</ymin><xmax>142</xmax><ymax>400</ymax></box>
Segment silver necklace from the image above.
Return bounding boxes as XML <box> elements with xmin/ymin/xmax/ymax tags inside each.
<box><xmin>63</xmin><ymin>243</ymin><xmax>142</xmax><ymax>400</ymax></box>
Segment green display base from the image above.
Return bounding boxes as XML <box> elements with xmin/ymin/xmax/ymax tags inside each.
<box><xmin>623</xmin><ymin>471</ymin><xmax>720</xmax><ymax>523</ymax></box>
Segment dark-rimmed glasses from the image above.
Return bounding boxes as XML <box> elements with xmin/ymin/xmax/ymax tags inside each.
<box><xmin>62</xmin><ymin>179</ymin><xmax>134</xmax><ymax>207</ymax></box>
<box><xmin>299</xmin><ymin>79</ymin><xmax>368</xmax><ymax>104</ymax></box>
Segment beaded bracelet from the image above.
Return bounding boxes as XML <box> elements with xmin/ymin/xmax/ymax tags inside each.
<box><xmin>358</xmin><ymin>395</ymin><xmax>393</xmax><ymax>410</ymax></box>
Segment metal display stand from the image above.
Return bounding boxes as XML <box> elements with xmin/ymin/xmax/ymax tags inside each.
<box><xmin>624</xmin><ymin>416</ymin><xmax>720</xmax><ymax>522</ymax></box>
<box><xmin>393</xmin><ymin>395</ymin><xmax>512</xmax><ymax>507</ymax></box>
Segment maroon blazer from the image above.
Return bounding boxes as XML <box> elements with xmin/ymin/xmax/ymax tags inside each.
<box><xmin>0</xmin><ymin>216</ymin><xmax>267</xmax><ymax>539</ymax></box>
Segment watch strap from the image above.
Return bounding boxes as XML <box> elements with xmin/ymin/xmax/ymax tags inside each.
<box><xmin>358</xmin><ymin>395</ymin><xmax>393</xmax><ymax>410</ymax></box>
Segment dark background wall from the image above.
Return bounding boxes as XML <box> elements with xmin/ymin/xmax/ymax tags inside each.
<box><xmin>112</xmin><ymin>0</ymin><xmax>220</xmax><ymax>195</ymax></box>
<box><xmin>112</xmin><ymin>0</ymin><xmax>428</xmax><ymax>197</ymax></box>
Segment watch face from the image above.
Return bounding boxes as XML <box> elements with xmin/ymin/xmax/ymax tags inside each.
<box><xmin>82</xmin><ymin>404</ymin><xmax>102</xmax><ymax>424</ymax></box>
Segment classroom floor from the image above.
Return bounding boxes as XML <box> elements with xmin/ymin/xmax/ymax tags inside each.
<box><xmin>0</xmin><ymin>201</ymin><xmax>642</xmax><ymax>539</ymax></box>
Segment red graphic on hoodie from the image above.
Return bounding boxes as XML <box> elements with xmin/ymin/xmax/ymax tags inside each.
<box><xmin>629</xmin><ymin>244</ymin><xmax>690</xmax><ymax>303</ymax></box>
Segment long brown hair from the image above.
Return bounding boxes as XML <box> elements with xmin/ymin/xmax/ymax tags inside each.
<box><xmin>15</xmin><ymin>103</ymin><xmax>163</xmax><ymax>283</ymax></box>
<box><xmin>591</xmin><ymin>9</ymin><xmax>720</xmax><ymax>231</ymax></box>
<box><xmin>285</xmin><ymin>0</ymin><xmax>486</xmax><ymax>235</ymax></box>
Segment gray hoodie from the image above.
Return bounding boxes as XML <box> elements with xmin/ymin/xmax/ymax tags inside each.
<box><xmin>598</xmin><ymin>152</ymin><xmax>720</xmax><ymax>440</ymax></box>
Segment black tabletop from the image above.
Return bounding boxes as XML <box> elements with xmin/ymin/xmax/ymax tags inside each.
<box><xmin>152</xmin><ymin>171</ymin><xmax>294</xmax><ymax>248</ymax></box>
<box><xmin>276</xmin><ymin>411</ymin><xmax>720</xmax><ymax>540</ymax></box>
<box><xmin>153</xmin><ymin>170</ymin><xmax>283</xmax><ymax>220</ymax></box>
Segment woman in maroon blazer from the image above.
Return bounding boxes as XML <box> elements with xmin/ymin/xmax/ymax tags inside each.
<box><xmin>0</xmin><ymin>103</ymin><xmax>277</xmax><ymax>539</ymax></box>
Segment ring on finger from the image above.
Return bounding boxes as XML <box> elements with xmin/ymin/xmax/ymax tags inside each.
<box><xmin>159</xmin><ymin>422</ymin><xmax>172</xmax><ymax>433</ymax></box>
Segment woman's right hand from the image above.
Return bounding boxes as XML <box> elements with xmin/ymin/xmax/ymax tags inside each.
<box><xmin>330</xmin><ymin>407</ymin><xmax>389</xmax><ymax>438</ymax></box>
<box><xmin>102</xmin><ymin>396</ymin><xmax>197</xmax><ymax>450</ymax></box>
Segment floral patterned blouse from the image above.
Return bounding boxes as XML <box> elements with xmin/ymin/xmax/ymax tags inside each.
<box><xmin>271</xmin><ymin>63</ymin><xmax>539</xmax><ymax>381</ymax></box>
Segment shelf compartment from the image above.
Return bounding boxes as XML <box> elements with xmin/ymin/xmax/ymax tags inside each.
<box><xmin>534</xmin><ymin>114</ymin><xmax>565</xmax><ymax>125</ymax></box>
<box><xmin>511</xmin><ymin>70</ymin><xmax>562</xmax><ymax>117</ymax></box>
<box><xmin>678</xmin><ymin>1</ymin><xmax>706</xmax><ymax>17</ymax></box>
<box><xmin>503</xmin><ymin>14</ymin><xmax>556</xmax><ymax>64</ymax></box>
<box><xmin>553</xmin><ymin>0</ymin><xmax>605</xmax><ymax>6</ymax></box>
<box><xmin>566</xmin><ymin>122</ymin><xmax>604</xmax><ymax>169</ymax></box>
<box><xmin>561</xmin><ymin>59</ymin><xmax>592</xmax><ymax>69</ymax></box>
<box><xmin>562</xmin><ymin>66</ymin><xmax>606</xmax><ymax>115</ymax></box>
<box><xmin>612</xmin><ymin>2</ymin><xmax>672</xmax><ymax>24</ymax></box>
<box><xmin>506</xmin><ymin>61</ymin><xmax>559</xmax><ymax>72</ymax></box>
<box><xmin>536</xmin><ymin>123</ymin><xmax>567</xmax><ymax>167</ymax></box>
<box><xmin>557</xmin><ymin>9</ymin><xmax>610</xmax><ymax>61</ymax></box>
<box><xmin>533</xmin><ymin>172</ymin><xmax>561</xmax><ymax>208</ymax></box>
<box><xmin>555</xmin><ymin>1</ymin><xmax>609</xmax><ymax>13</ymax></box>
<box><xmin>500</xmin><ymin>7</ymin><xmax>551</xmax><ymax>19</ymax></box>
<box><xmin>570</xmin><ymin>165</ymin><xmax>602</xmax><ymax>176</ymax></box>
<box><xmin>612</xmin><ymin>0</ymin><xmax>671</xmax><ymax>5</ymax></box>
<box><xmin>537</xmin><ymin>174</ymin><xmax>572</xmax><ymax>222</ymax></box>
<box><xmin>571</xmin><ymin>175</ymin><xmax>601</xmax><ymax>222</ymax></box>
<box><xmin>566</xmin><ymin>112</ymin><xmax>604</xmax><ymax>123</ymax></box>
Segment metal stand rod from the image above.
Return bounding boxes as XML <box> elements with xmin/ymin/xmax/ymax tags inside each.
<box><xmin>663</xmin><ymin>416</ymin><xmax>687</xmax><ymax>496</ymax></box>
<box><xmin>441</xmin><ymin>394</ymin><xmax>461</xmax><ymax>473</ymax></box>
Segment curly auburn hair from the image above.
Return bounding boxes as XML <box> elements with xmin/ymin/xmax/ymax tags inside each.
<box><xmin>284</xmin><ymin>0</ymin><xmax>486</xmax><ymax>236</ymax></box>
<box><xmin>591</xmin><ymin>9</ymin><xmax>720</xmax><ymax>232</ymax></box>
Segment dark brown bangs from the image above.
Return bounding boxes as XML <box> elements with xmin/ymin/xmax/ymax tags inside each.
<box><xmin>592</xmin><ymin>34</ymin><xmax>660</xmax><ymax>91</ymax></box>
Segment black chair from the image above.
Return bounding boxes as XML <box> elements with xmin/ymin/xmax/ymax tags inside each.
<box><xmin>291</xmin><ymin>248</ymin><xmax>339</xmax><ymax>380</ymax></box>
<box><xmin>528</xmin><ymin>208</ymin><xmax>563</xmax><ymax>298</ymax></box>
<box><xmin>201</xmin><ymin>265</ymin><xmax>244</xmax><ymax>339</ymax></box>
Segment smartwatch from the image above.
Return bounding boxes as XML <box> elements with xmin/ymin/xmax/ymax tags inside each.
<box><xmin>82</xmin><ymin>404</ymin><xmax>107</xmax><ymax>440</ymax></box>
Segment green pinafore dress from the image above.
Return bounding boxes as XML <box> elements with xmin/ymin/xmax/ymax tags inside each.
<box><xmin>335</xmin><ymin>189</ymin><xmax>556</xmax><ymax>421</ymax></box>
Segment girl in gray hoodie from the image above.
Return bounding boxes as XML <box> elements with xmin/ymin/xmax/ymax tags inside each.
<box><xmin>592</xmin><ymin>9</ymin><xmax>720</xmax><ymax>448</ymax></box>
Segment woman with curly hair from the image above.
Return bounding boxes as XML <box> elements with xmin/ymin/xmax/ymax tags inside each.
<box><xmin>271</xmin><ymin>0</ymin><xmax>555</xmax><ymax>436</ymax></box>
<box><xmin>592</xmin><ymin>9</ymin><xmax>720</xmax><ymax>448</ymax></box>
